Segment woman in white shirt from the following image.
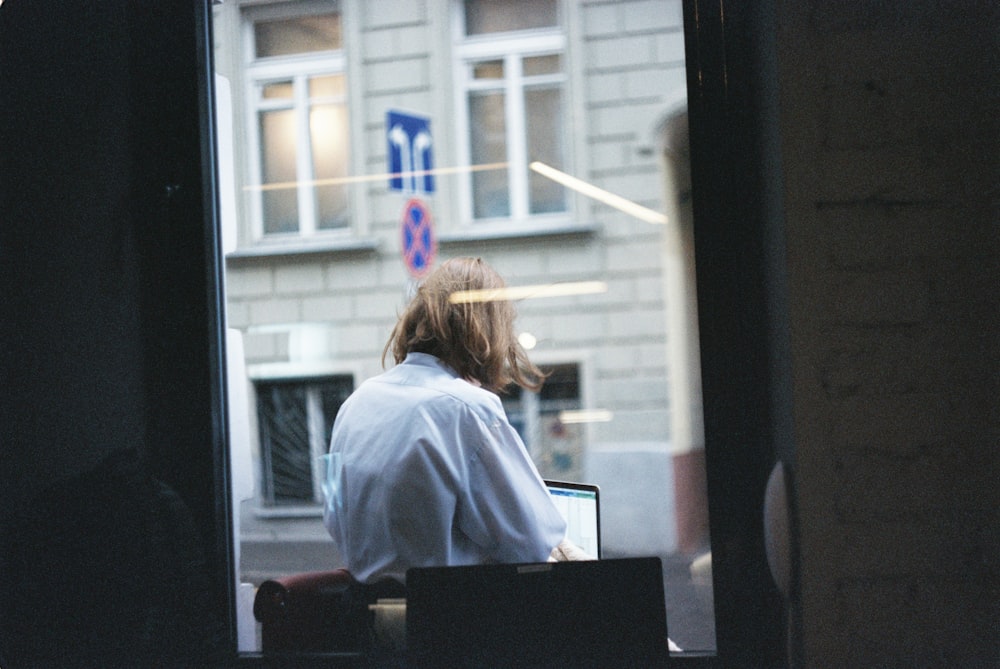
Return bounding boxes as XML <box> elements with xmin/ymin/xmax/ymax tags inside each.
<box><xmin>323</xmin><ymin>257</ymin><xmax>567</xmax><ymax>586</ymax></box>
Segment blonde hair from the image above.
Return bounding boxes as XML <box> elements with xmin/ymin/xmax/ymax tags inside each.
<box><xmin>383</xmin><ymin>257</ymin><xmax>544</xmax><ymax>393</ymax></box>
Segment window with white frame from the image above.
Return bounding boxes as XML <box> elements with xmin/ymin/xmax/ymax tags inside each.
<box><xmin>254</xmin><ymin>375</ymin><xmax>353</xmax><ymax>509</ymax></box>
<box><xmin>502</xmin><ymin>363</ymin><xmax>583</xmax><ymax>482</ymax></box>
<box><xmin>244</xmin><ymin>3</ymin><xmax>350</xmax><ymax>240</ymax></box>
<box><xmin>454</xmin><ymin>0</ymin><xmax>568</xmax><ymax>222</ymax></box>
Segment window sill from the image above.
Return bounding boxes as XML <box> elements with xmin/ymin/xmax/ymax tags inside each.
<box><xmin>438</xmin><ymin>218</ymin><xmax>597</xmax><ymax>243</ymax></box>
<box><xmin>253</xmin><ymin>505</ymin><xmax>323</xmax><ymax>519</ymax></box>
<box><xmin>226</xmin><ymin>235</ymin><xmax>379</xmax><ymax>262</ymax></box>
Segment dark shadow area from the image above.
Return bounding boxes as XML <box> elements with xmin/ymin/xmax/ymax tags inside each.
<box><xmin>4</xmin><ymin>450</ymin><xmax>226</xmax><ymax>668</ymax></box>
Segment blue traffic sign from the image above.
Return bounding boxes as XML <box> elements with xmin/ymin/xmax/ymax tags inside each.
<box><xmin>400</xmin><ymin>198</ymin><xmax>436</xmax><ymax>278</ymax></box>
<box><xmin>387</xmin><ymin>109</ymin><xmax>435</xmax><ymax>194</ymax></box>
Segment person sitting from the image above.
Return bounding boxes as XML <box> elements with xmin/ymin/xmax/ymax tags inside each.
<box><xmin>322</xmin><ymin>257</ymin><xmax>571</xmax><ymax>590</ymax></box>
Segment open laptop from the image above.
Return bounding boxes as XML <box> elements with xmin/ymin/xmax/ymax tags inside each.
<box><xmin>406</xmin><ymin>557</ymin><xmax>670</xmax><ymax>668</ymax></box>
<box><xmin>545</xmin><ymin>479</ymin><xmax>601</xmax><ymax>558</ymax></box>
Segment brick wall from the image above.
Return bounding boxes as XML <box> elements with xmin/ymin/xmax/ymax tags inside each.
<box><xmin>776</xmin><ymin>1</ymin><xmax>999</xmax><ymax>665</ymax></box>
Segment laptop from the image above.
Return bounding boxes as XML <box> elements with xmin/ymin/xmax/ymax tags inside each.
<box><xmin>545</xmin><ymin>479</ymin><xmax>601</xmax><ymax>558</ymax></box>
<box><xmin>406</xmin><ymin>557</ymin><xmax>670</xmax><ymax>668</ymax></box>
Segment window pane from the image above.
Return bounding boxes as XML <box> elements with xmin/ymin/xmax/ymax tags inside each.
<box><xmin>256</xmin><ymin>384</ymin><xmax>313</xmax><ymax>505</ymax></box>
<box><xmin>259</xmin><ymin>109</ymin><xmax>298</xmax><ymax>234</ymax></box>
<box><xmin>309</xmin><ymin>74</ymin><xmax>345</xmax><ymax>98</ymax></box>
<box><xmin>472</xmin><ymin>60</ymin><xmax>504</xmax><ymax>80</ymax></box>
<box><xmin>523</xmin><ymin>54</ymin><xmax>561</xmax><ymax>77</ymax></box>
<box><xmin>525</xmin><ymin>87</ymin><xmax>565</xmax><ymax>214</ymax></box>
<box><xmin>255</xmin><ymin>377</ymin><xmax>353</xmax><ymax>506</ymax></box>
<box><xmin>464</xmin><ymin>0</ymin><xmax>557</xmax><ymax>35</ymax></box>
<box><xmin>254</xmin><ymin>13</ymin><xmax>342</xmax><ymax>58</ymax></box>
<box><xmin>469</xmin><ymin>91</ymin><xmax>509</xmax><ymax>218</ymax></box>
<box><xmin>262</xmin><ymin>81</ymin><xmax>294</xmax><ymax>100</ymax></box>
<box><xmin>311</xmin><ymin>103</ymin><xmax>350</xmax><ymax>230</ymax></box>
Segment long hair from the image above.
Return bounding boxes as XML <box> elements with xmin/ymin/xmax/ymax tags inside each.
<box><xmin>383</xmin><ymin>257</ymin><xmax>545</xmax><ymax>393</ymax></box>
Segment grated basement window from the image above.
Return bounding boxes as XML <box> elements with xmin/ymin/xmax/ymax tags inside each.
<box><xmin>255</xmin><ymin>375</ymin><xmax>353</xmax><ymax>506</ymax></box>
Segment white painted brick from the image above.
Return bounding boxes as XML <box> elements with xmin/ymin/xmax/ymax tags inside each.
<box><xmin>543</xmin><ymin>243</ymin><xmax>607</xmax><ymax>276</ymax></box>
<box><xmin>225</xmin><ymin>266</ymin><xmax>273</xmax><ymax>297</ymax></box>
<box><xmin>242</xmin><ymin>331</ymin><xmax>283</xmax><ymax>364</ymax></box>
<box><xmin>624</xmin><ymin>66</ymin><xmax>687</xmax><ymax>100</ymax></box>
<box><xmin>585</xmin><ymin>34</ymin><xmax>655</xmax><ymax>71</ymax></box>
<box><xmin>361</xmin><ymin>0</ymin><xmax>426</xmax><ymax>30</ymax></box>
<box><xmin>301</xmin><ymin>294</ymin><xmax>354</xmax><ymax>323</ymax></box>
<box><xmin>585</xmin><ymin>72</ymin><xmax>628</xmax><ymax>104</ymax></box>
<box><xmin>364</xmin><ymin>56</ymin><xmax>430</xmax><ymax>94</ymax></box>
<box><xmin>363</xmin><ymin>24</ymin><xmax>430</xmax><ymax>61</ymax></box>
<box><xmin>607</xmin><ymin>305</ymin><xmax>665</xmax><ymax>339</ymax></box>
<box><xmin>273</xmin><ymin>262</ymin><xmax>325</xmax><ymax>295</ymax></box>
<box><xmin>355</xmin><ymin>288</ymin><xmax>405</xmax><ymax>319</ymax></box>
<box><xmin>225</xmin><ymin>300</ymin><xmax>251</xmax><ymax>330</ymax></box>
<box><xmin>326</xmin><ymin>258</ymin><xmax>380</xmax><ymax>290</ymax></box>
<box><xmin>551</xmin><ymin>310</ymin><xmax>608</xmax><ymax>343</ymax></box>
<box><xmin>581</xmin><ymin>3</ymin><xmax>621</xmax><ymax>37</ymax></box>
<box><xmin>248</xmin><ymin>298</ymin><xmax>300</xmax><ymax>326</ymax></box>
<box><xmin>338</xmin><ymin>322</ymin><xmax>391</xmax><ymax>356</ymax></box>
<box><xmin>622</xmin><ymin>0</ymin><xmax>684</xmax><ymax>33</ymax></box>
<box><xmin>606</xmin><ymin>238</ymin><xmax>663</xmax><ymax>272</ymax></box>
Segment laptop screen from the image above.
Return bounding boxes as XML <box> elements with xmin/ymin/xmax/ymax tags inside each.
<box><xmin>545</xmin><ymin>480</ymin><xmax>601</xmax><ymax>558</ymax></box>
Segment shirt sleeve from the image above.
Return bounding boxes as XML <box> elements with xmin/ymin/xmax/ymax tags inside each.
<box><xmin>456</xmin><ymin>407</ymin><xmax>567</xmax><ymax>563</ymax></box>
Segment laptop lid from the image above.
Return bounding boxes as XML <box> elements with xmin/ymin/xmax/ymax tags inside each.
<box><xmin>545</xmin><ymin>479</ymin><xmax>601</xmax><ymax>558</ymax></box>
<box><xmin>406</xmin><ymin>557</ymin><xmax>670</xmax><ymax>668</ymax></box>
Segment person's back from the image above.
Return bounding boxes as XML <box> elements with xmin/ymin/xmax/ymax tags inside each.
<box><xmin>323</xmin><ymin>258</ymin><xmax>566</xmax><ymax>585</ymax></box>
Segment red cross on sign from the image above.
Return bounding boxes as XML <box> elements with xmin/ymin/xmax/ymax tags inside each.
<box><xmin>400</xmin><ymin>198</ymin><xmax>436</xmax><ymax>278</ymax></box>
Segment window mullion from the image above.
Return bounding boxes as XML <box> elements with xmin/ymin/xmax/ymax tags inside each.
<box><xmin>306</xmin><ymin>387</ymin><xmax>326</xmax><ymax>504</ymax></box>
<box><xmin>294</xmin><ymin>75</ymin><xmax>317</xmax><ymax>235</ymax></box>
<box><xmin>506</xmin><ymin>54</ymin><xmax>529</xmax><ymax>220</ymax></box>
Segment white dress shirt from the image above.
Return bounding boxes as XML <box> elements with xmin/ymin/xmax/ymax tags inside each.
<box><xmin>323</xmin><ymin>352</ymin><xmax>566</xmax><ymax>584</ymax></box>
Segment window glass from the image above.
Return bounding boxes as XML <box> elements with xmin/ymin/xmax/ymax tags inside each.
<box><xmin>244</xmin><ymin>7</ymin><xmax>348</xmax><ymax>239</ymax></box>
<box><xmin>503</xmin><ymin>364</ymin><xmax>585</xmax><ymax>482</ymax></box>
<box><xmin>464</xmin><ymin>0</ymin><xmax>558</xmax><ymax>35</ymax></box>
<box><xmin>468</xmin><ymin>91</ymin><xmax>509</xmax><ymax>218</ymax></box>
<box><xmin>525</xmin><ymin>86</ymin><xmax>565</xmax><ymax>214</ymax></box>
<box><xmin>255</xmin><ymin>376</ymin><xmax>353</xmax><ymax>506</ymax></box>
<box><xmin>213</xmin><ymin>0</ymin><xmax>714</xmax><ymax>656</ymax></box>
<box><xmin>456</xmin><ymin>17</ymin><xmax>566</xmax><ymax>222</ymax></box>
<box><xmin>254</xmin><ymin>13</ymin><xmax>342</xmax><ymax>58</ymax></box>
<box><xmin>311</xmin><ymin>103</ymin><xmax>350</xmax><ymax>230</ymax></box>
<box><xmin>258</xmin><ymin>109</ymin><xmax>298</xmax><ymax>234</ymax></box>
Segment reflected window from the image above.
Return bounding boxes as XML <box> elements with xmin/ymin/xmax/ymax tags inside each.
<box><xmin>245</xmin><ymin>4</ymin><xmax>350</xmax><ymax>238</ymax></box>
<box><xmin>503</xmin><ymin>364</ymin><xmax>584</xmax><ymax>482</ymax></box>
<box><xmin>456</xmin><ymin>0</ymin><xmax>567</xmax><ymax>221</ymax></box>
<box><xmin>255</xmin><ymin>376</ymin><xmax>353</xmax><ymax>509</ymax></box>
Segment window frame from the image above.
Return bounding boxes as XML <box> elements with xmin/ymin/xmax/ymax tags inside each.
<box><xmin>241</xmin><ymin>1</ymin><xmax>353</xmax><ymax>244</ymax></box>
<box><xmin>451</xmin><ymin>3</ymin><xmax>573</xmax><ymax>231</ymax></box>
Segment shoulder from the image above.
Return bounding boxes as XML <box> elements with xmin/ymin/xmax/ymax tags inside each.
<box><xmin>388</xmin><ymin>353</ymin><xmax>506</xmax><ymax>424</ymax></box>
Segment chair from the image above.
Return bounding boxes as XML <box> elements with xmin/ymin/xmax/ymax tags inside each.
<box><xmin>252</xmin><ymin>568</ymin><xmax>366</xmax><ymax>653</ymax></box>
